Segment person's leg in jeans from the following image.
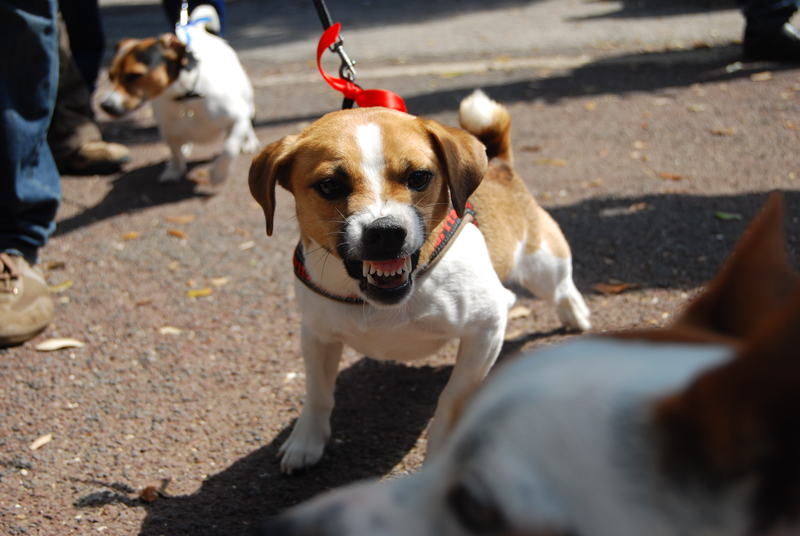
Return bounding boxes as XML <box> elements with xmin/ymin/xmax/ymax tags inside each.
<box><xmin>740</xmin><ymin>0</ymin><xmax>800</xmax><ymax>60</ymax></box>
<box><xmin>0</xmin><ymin>0</ymin><xmax>59</xmax><ymax>346</ymax></box>
<box><xmin>59</xmin><ymin>0</ymin><xmax>104</xmax><ymax>92</ymax></box>
<box><xmin>49</xmin><ymin>13</ymin><xmax>131</xmax><ymax>176</ymax></box>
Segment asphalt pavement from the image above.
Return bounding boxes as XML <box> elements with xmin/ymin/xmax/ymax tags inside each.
<box><xmin>1</xmin><ymin>1</ymin><xmax>799</xmax><ymax>535</ymax></box>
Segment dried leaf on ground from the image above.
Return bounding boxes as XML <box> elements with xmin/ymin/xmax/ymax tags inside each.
<box><xmin>30</xmin><ymin>433</ymin><xmax>53</xmax><ymax>451</ymax></box>
<box><xmin>725</xmin><ymin>61</ymin><xmax>743</xmax><ymax>73</ymax></box>
<box><xmin>714</xmin><ymin>211</ymin><xmax>742</xmax><ymax>221</ymax></box>
<box><xmin>750</xmin><ymin>71</ymin><xmax>773</xmax><ymax>82</ymax></box>
<box><xmin>187</xmin><ymin>287</ymin><xmax>213</xmax><ymax>298</ymax></box>
<box><xmin>35</xmin><ymin>338</ymin><xmax>85</xmax><ymax>351</ymax></box>
<box><xmin>139</xmin><ymin>486</ymin><xmax>160</xmax><ymax>503</ymax></box>
<box><xmin>592</xmin><ymin>282</ymin><xmax>640</xmax><ymax>295</ymax></box>
<box><xmin>43</xmin><ymin>261</ymin><xmax>66</xmax><ymax>271</ymax></box>
<box><xmin>121</xmin><ymin>231</ymin><xmax>140</xmax><ymax>240</ymax></box>
<box><xmin>164</xmin><ymin>215</ymin><xmax>195</xmax><ymax>224</ymax></box>
<box><xmin>535</xmin><ymin>158</ymin><xmax>568</xmax><ymax>167</ymax></box>
<box><xmin>167</xmin><ymin>229</ymin><xmax>188</xmax><ymax>239</ymax></box>
<box><xmin>48</xmin><ymin>280</ymin><xmax>73</xmax><ymax>293</ymax></box>
<box><xmin>710</xmin><ymin>127</ymin><xmax>737</xmax><ymax>136</ymax></box>
<box><xmin>581</xmin><ymin>178</ymin><xmax>605</xmax><ymax>189</ymax></box>
<box><xmin>658</xmin><ymin>172</ymin><xmax>688</xmax><ymax>181</ymax></box>
<box><xmin>187</xmin><ymin>168</ymin><xmax>210</xmax><ymax>185</ymax></box>
<box><xmin>520</xmin><ymin>145</ymin><xmax>542</xmax><ymax>153</ymax></box>
<box><xmin>508</xmin><ymin>305</ymin><xmax>531</xmax><ymax>320</ymax></box>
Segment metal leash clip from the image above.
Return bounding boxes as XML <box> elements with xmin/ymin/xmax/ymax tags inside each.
<box><xmin>330</xmin><ymin>37</ymin><xmax>357</xmax><ymax>83</ymax></box>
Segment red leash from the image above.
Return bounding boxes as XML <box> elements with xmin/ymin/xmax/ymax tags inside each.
<box><xmin>316</xmin><ymin>23</ymin><xmax>407</xmax><ymax>112</ymax></box>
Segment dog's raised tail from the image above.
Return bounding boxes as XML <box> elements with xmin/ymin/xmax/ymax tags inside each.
<box><xmin>459</xmin><ymin>90</ymin><xmax>512</xmax><ymax>164</ymax></box>
<box><xmin>190</xmin><ymin>4</ymin><xmax>222</xmax><ymax>36</ymax></box>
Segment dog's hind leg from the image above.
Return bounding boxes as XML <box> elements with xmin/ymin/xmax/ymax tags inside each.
<box><xmin>210</xmin><ymin>118</ymin><xmax>254</xmax><ymax>184</ymax></box>
<box><xmin>160</xmin><ymin>134</ymin><xmax>188</xmax><ymax>182</ymax></box>
<box><xmin>241</xmin><ymin>122</ymin><xmax>260</xmax><ymax>154</ymax></box>
<box><xmin>278</xmin><ymin>324</ymin><xmax>343</xmax><ymax>474</ymax></box>
<box><xmin>513</xmin><ymin>208</ymin><xmax>591</xmax><ymax>332</ymax></box>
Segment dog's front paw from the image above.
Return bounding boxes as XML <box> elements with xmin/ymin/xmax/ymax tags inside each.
<box><xmin>242</xmin><ymin>132</ymin><xmax>260</xmax><ymax>154</ymax></box>
<box><xmin>558</xmin><ymin>293</ymin><xmax>592</xmax><ymax>332</ymax></box>
<box><xmin>278</xmin><ymin>417</ymin><xmax>330</xmax><ymax>474</ymax></box>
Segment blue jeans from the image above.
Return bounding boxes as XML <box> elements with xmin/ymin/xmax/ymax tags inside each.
<box><xmin>0</xmin><ymin>0</ymin><xmax>60</xmax><ymax>264</ymax></box>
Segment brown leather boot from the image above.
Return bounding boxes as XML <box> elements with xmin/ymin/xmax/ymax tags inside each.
<box><xmin>0</xmin><ymin>253</ymin><xmax>54</xmax><ymax>347</ymax></box>
<box><xmin>58</xmin><ymin>140</ymin><xmax>131</xmax><ymax>175</ymax></box>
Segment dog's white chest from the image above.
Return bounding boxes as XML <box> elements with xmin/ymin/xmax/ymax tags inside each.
<box><xmin>296</xmin><ymin>225</ymin><xmax>515</xmax><ymax>362</ymax></box>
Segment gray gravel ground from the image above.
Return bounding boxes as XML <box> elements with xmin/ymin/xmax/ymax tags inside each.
<box><xmin>1</xmin><ymin>1</ymin><xmax>799</xmax><ymax>534</ymax></box>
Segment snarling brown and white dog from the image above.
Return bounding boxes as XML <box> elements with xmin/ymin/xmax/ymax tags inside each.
<box><xmin>248</xmin><ymin>90</ymin><xmax>590</xmax><ymax>474</ymax></box>
<box><xmin>254</xmin><ymin>193</ymin><xmax>800</xmax><ymax>536</ymax></box>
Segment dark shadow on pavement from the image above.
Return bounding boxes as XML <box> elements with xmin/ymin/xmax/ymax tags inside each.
<box><xmin>569</xmin><ymin>0</ymin><xmax>736</xmax><ymax>21</ymax></box>
<box><xmin>72</xmin><ymin>333</ymin><xmax>558</xmax><ymax>535</ymax></box>
<box><xmin>405</xmin><ymin>44</ymin><xmax>795</xmax><ymax>116</ymax></box>
<box><xmin>55</xmin><ymin>163</ymin><xmax>213</xmax><ymax>237</ymax></box>
<box><xmin>234</xmin><ymin>44</ymin><xmax>791</xmax><ymax>130</ymax></box>
<box><xmin>130</xmin><ymin>358</ymin><xmax>450</xmax><ymax>535</ymax></box>
<box><xmin>99</xmin><ymin>0</ymin><xmax>540</xmax><ymax>56</ymax></box>
<box><xmin>553</xmin><ymin>190</ymin><xmax>800</xmax><ymax>292</ymax></box>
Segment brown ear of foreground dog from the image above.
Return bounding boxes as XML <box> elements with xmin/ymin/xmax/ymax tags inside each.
<box><xmin>654</xmin><ymin>192</ymin><xmax>800</xmax><ymax>532</ymax></box>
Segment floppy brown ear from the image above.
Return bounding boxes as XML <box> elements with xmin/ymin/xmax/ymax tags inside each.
<box><xmin>157</xmin><ymin>33</ymin><xmax>189</xmax><ymax>70</ymax></box>
<box><xmin>424</xmin><ymin>120</ymin><xmax>488</xmax><ymax>218</ymax></box>
<box><xmin>673</xmin><ymin>193</ymin><xmax>799</xmax><ymax>339</ymax></box>
<box><xmin>655</xmin><ymin>288</ymin><xmax>800</xmax><ymax>528</ymax></box>
<box><xmin>158</xmin><ymin>33</ymin><xmax>184</xmax><ymax>55</ymax></box>
<box><xmin>248</xmin><ymin>135</ymin><xmax>297</xmax><ymax>236</ymax></box>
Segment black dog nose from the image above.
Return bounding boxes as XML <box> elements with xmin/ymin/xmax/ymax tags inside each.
<box><xmin>100</xmin><ymin>99</ymin><xmax>119</xmax><ymax>117</ymax></box>
<box><xmin>362</xmin><ymin>217</ymin><xmax>407</xmax><ymax>259</ymax></box>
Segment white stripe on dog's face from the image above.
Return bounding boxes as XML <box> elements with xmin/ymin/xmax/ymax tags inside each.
<box><xmin>356</xmin><ymin>123</ymin><xmax>385</xmax><ymax>205</ymax></box>
<box><xmin>342</xmin><ymin>123</ymin><xmax>425</xmax><ymax>264</ymax></box>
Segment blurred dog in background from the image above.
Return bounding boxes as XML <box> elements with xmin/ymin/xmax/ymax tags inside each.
<box><xmin>102</xmin><ymin>5</ymin><xmax>258</xmax><ymax>184</ymax></box>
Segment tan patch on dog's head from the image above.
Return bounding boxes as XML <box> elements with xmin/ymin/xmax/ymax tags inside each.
<box><xmin>105</xmin><ymin>34</ymin><xmax>188</xmax><ymax>113</ymax></box>
<box><xmin>248</xmin><ymin>107</ymin><xmax>487</xmax><ymax>258</ymax></box>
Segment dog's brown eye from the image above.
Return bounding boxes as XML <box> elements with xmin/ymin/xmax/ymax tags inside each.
<box><xmin>124</xmin><ymin>72</ymin><xmax>143</xmax><ymax>85</ymax></box>
<box><xmin>313</xmin><ymin>178</ymin><xmax>349</xmax><ymax>200</ymax></box>
<box><xmin>407</xmin><ymin>170</ymin><xmax>433</xmax><ymax>192</ymax></box>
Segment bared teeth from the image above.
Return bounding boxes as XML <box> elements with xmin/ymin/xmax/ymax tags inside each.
<box><xmin>363</xmin><ymin>257</ymin><xmax>413</xmax><ymax>285</ymax></box>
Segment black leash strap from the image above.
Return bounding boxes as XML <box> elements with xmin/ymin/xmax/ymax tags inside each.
<box><xmin>312</xmin><ymin>0</ymin><xmax>356</xmax><ymax>109</ymax></box>
<box><xmin>312</xmin><ymin>0</ymin><xmax>334</xmax><ymax>28</ymax></box>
